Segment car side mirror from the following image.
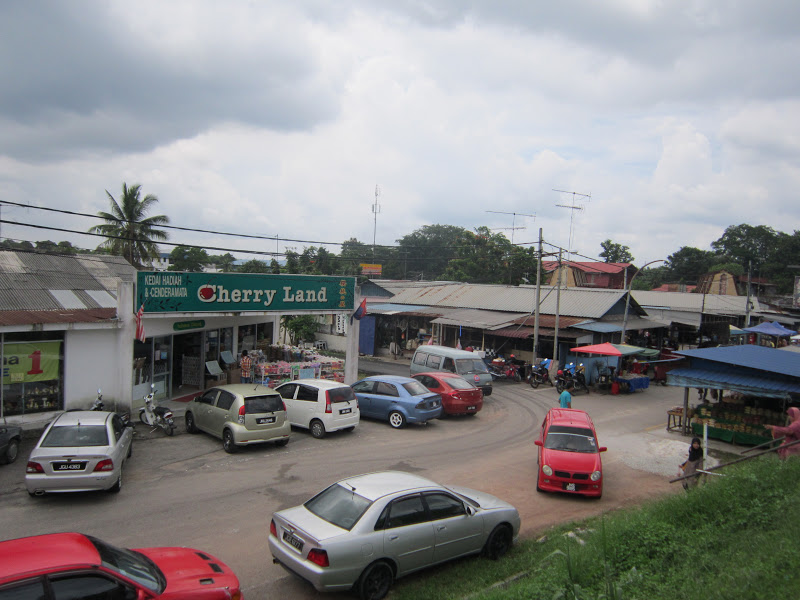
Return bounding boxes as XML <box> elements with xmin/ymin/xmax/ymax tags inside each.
<box><xmin>599</xmin><ymin>446</ymin><xmax>608</xmax><ymax>453</ymax></box>
<box><xmin>465</xmin><ymin>505</ymin><xmax>475</xmax><ymax>516</ymax></box>
<box><xmin>534</xmin><ymin>439</ymin><xmax>543</xmax><ymax>447</ymax></box>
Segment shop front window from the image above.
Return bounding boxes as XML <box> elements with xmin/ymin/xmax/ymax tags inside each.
<box><xmin>238</xmin><ymin>325</ymin><xmax>256</xmax><ymax>353</ymax></box>
<box><xmin>1</xmin><ymin>338</ymin><xmax>64</xmax><ymax>417</ymax></box>
<box><xmin>151</xmin><ymin>336</ymin><xmax>172</xmax><ymax>401</ymax></box>
<box><xmin>205</xmin><ymin>330</ymin><xmax>220</xmax><ymax>365</ymax></box>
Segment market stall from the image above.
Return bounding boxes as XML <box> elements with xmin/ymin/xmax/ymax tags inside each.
<box><xmin>234</xmin><ymin>344</ymin><xmax>345</xmax><ymax>387</ymax></box>
<box><xmin>666</xmin><ymin>345</ymin><xmax>800</xmax><ymax>442</ymax></box>
<box><xmin>570</xmin><ymin>342</ymin><xmax>651</xmax><ymax>393</ymax></box>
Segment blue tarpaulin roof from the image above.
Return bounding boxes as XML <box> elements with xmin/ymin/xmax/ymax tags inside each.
<box><xmin>743</xmin><ymin>321</ymin><xmax>796</xmax><ymax>336</ymax></box>
<box><xmin>668</xmin><ymin>345</ymin><xmax>800</xmax><ymax>397</ymax></box>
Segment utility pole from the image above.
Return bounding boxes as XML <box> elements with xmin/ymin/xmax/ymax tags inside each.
<box><xmin>745</xmin><ymin>260</ymin><xmax>752</xmax><ymax>327</ymax></box>
<box><xmin>532</xmin><ymin>228</ymin><xmax>543</xmax><ymax>364</ymax></box>
<box><xmin>372</xmin><ymin>185</ymin><xmax>381</xmax><ymax>261</ymax></box>
<box><xmin>553</xmin><ymin>249</ymin><xmax>562</xmax><ymax>369</ymax></box>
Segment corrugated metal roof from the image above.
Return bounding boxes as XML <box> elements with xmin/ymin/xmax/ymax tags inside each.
<box><xmin>492</xmin><ymin>325</ymin><xmax>536</xmax><ymax>339</ymax></box>
<box><xmin>364</xmin><ymin>303</ymin><xmax>442</xmax><ymax>316</ymax></box>
<box><xmin>674</xmin><ymin>345</ymin><xmax>800</xmax><ymax>379</ymax></box>
<box><xmin>541</xmin><ymin>261</ymin><xmax>631</xmax><ymax>274</ymax></box>
<box><xmin>0</xmin><ymin>308</ymin><xmax>117</xmax><ymax>326</ymax></box>
<box><xmin>667</xmin><ymin>368</ymin><xmax>800</xmax><ymax>398</ymax></box>
<box><xmin>509</xmin><ymin>315</ymin><xmax>586</xmax><ymax>328</ymax></box>
<box><xmin>0</xmin><ymin>252</ymin><xmax>135</xmax><ymax>312</ymax></box>
<box><xmin>432</xmin><ymin>308</ymin><xmax>527</xmax><ymax>329</ymax></box>
<box><xmin>632</xmin><ymin>290</ymin><xmax>759</xmax><ymax>315</ymax></box>
<box><xmin>388</xmin><ymin>283</ymin><xmax>627</xmax><ymax>319</ymax></box>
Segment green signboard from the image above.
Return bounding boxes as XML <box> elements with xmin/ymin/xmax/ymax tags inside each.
<box><xmin>137</xmin><ymin>272</ymin><xmax>356</xmax><ymax>314</ymax></box>
<box><xmin>2</xmin><ymin>341</ymin><xmax>62</xmax><ymax>383</ymax></box>
<box><xmin>173</xmin><ymin>320</ymin><xmax>206</xmax><ymax>331</ymax></box>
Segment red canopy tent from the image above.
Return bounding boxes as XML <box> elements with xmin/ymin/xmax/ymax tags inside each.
<box><xmin>571</xmin><ymin>342</ymin><xmax>645</xmax><ymax>356</ymax></box>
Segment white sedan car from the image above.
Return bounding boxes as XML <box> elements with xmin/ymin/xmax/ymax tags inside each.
<box><xmin>25</xmin><ymin>411</ymin><xmax>133</xmax><ymax>496</ymax></box>
<box><xmin>269</xmin><ymin>471</ymin><xmax>520</xmax><ymax>600</ymax></box>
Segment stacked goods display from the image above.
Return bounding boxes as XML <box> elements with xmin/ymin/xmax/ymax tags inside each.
<box><xmin>691</xmin><ymin>393</ymin><xmax>783</xmax><ymax>445</ymax></box>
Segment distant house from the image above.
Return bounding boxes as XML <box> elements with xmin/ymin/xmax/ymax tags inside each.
<box><xmin>651</xmin><ymin>283</ymin><xmax>697</xmax><ymax>293</ymax></box>
<box><xmin>696</xmin><ymin>270</ymin><xmax>739</xmax><ymax>296</ymax></box>
<box><xmin>542</xmin><ymin>261</ymin><xmax>635</xmax><ymax>289</ymax></box>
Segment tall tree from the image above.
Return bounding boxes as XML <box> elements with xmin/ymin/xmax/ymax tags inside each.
<box><xmin>711</xmin><ymin>224</ymin><xmax>779</xmax><ymax>272</ymax></box>
<box><xmin>238</xmin><ymin>259</ymin><xmax>270</xmax><ymax>273</ymax></box>
<box><xmin>207</xmin><ymin>252</ymin><xmax>236</xmax><ymax>272</ymax></box>
<box><xmin>397</xmin><ymin>224</ymin><xmax>471</xmax><ymax>280</ymax></box>
<box><xmin>168</xmin><ymin>246</ymin><xmax>209</xmax><ymax>272</ymax></box>
<box><xmin>89</xmin><ymin>183</ymin><xmax>170</xmax><ymax>268</ymax></box>
<box><xmin>665</xmin><ymin>247</ymin><xmax>716</xmax><ymax>284</ymax></box>
<box><xmin>599</xmin><ymin>239</ymin><xmax>634</xmax><ymax>263</ymax></box>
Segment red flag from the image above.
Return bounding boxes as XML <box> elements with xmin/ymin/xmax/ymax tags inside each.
<box><xmin>350</xmin><ymin>298</ymin><xmax>367</xmax><ymax>323</ymax></box>
<box><xmin>135</xmin><ymin>303</ymin><xmax>146</xmax><ymax>343</ymax></box>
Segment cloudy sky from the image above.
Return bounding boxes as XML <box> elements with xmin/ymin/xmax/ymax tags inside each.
<box><xmin>2</xmin><ymin>1</ymin><xmax>800</xmax><ymax>268</ymax></box>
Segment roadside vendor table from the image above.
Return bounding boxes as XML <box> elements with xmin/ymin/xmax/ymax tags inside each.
<box><xmin>690</xmin><ymin>423</ymin><xmax>771</xmax><ymax>446</ymax></box>
<box><xmin>667</xmin><ymin>409</ymin><xmax>683</xmax><ymax>432</ymax></box>
<box><xmin>614</xmin><ymin>374</ymin><xmax>650</xmax><ymax>393</ymax></box>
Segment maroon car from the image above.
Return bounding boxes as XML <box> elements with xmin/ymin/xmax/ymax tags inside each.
<box><xmin>412</xmin><ymin>372</ymin><xmax>484</xmax><ymax>416</ymax></box>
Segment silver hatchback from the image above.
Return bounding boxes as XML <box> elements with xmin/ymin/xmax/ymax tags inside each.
<box><xmin>25</xmin><ymin>411</ymin><xmax>133</xmax><ymax>496</ymax></box>
<box><xmin>184</xmin><ymin>384</ymin><xmax>290</xmax><ymax>453</ymax></box>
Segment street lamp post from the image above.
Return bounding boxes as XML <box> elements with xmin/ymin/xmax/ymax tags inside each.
<box><xmin>621</xmin><ymin>260</ymin><xmax>667</xmax><ymax>344</ymax></box>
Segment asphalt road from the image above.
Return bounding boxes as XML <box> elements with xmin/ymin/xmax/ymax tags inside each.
<box><xmin>0</xmin><ymin>359</ymin><xmax>699</xmax><ymax>599</ymax></box>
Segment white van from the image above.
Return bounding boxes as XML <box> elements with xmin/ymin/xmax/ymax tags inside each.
<box><xmin>410</xmin><ymin>345</ymin><xmax>493</xmax><ymax>396</ymax></box>
<box><xmin>274</xmin><ymin>379</ymin><xmax>359</xmax><ymax>438</ymax></box>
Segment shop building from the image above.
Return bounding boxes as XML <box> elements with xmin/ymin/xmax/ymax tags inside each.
<box><xmin>0</xmin><ymin>251</ymin><xmax>359</xmax><ymax>427</ymax></box>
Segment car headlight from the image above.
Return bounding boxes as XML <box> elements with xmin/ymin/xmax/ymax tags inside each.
<box><xmin>542</xmin><ymin>465</ymin><xmax>553</xmax><ymax>476</ymax></box>
<box><xmin>591</xmin><ymin>470</ymin><xmax>601</xmax><ymax>482</ymax></box>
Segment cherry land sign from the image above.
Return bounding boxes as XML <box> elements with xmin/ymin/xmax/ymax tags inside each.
<box><xmin>136</xmin><ymin>272</ymin><xmax>357</xmax><ymax>314</ymax></box>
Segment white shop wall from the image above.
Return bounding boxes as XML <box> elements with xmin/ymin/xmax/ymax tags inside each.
<box><xmin>64</xmin><ymin>329</ymin><xmax>120</xmax><ymax>410</ymax></box>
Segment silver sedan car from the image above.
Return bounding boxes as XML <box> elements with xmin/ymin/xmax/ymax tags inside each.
<box><xmin>269</xmin><ymin>471</ymin><xmax>520</xmax><ymax>600</ymax></box>
<box><xmin>25</xmin><ymin>411</ymin><xmax>133</xmax><ymax>497</ymax></box>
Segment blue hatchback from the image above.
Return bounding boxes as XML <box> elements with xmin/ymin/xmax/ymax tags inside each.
<box><xmin>350</xmin><ymin>375</ymin><xmax>443</xmax><ymax>428</ymax></box>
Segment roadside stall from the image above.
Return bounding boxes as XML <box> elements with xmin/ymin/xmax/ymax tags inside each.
<box><xmin>666</xmin><ymin>345</ymin><xmax>800</xmax><ymax>444</ymax></box>
<box><xmin>570</xmin><ymin>342</ymin><xmax>651</xmax><ymax>394</ymax></box>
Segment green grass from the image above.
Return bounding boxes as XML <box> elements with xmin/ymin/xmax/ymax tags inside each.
<box><xmin>389</xmin><ymin>457</ymin><xmax>800</xmax><ymax>600</ymax></box>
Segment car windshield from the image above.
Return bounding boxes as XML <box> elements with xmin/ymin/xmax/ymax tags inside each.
<box><xmin>41</xmin><ymin>425</ymin><xmax>108</xmax><ymax>447</ymax></box>
<box><xmin>328</xmin><ymin>387</ymin><xmax>356</xmax><ymax>403</ymax></box>
<box><xmin>455</xmin><ymin>358</ymin><xmax>489</xmax><ymax>374</ymax></box>
<box><xmin>244</xmin><ymin>395</ymin><xmax>283</xmax><ymax>413</ymax></box>
<box><xmin>88</xmin><ymin>535</ymin><xmax>165</xmax><ymax>593</ymax></box>
<box><xmin>544</xmin><ymin>425</ymin><xmax>598</xmax><ymax>453</ymax></box>
<box><xmin>402</xmin><ymin>380</ymin><xmax>433</xmax><ymax>396</ymax></box>
<box><xmin>304</xmin><ymin>482</ymin><xmax>373</xmax><ymax>531</ymax></box>
<box><xmin>444</xmin><ymin>377</ymin><xmax>476</xmax><ymax>390</ymax></box>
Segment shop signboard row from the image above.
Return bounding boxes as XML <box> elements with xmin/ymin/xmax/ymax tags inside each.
<box><xmin>137</xmin><ymin>272</ymin><xmax>357</xmax><ymax>314</ymax></box>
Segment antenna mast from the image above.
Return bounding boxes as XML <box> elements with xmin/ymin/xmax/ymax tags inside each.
<box><xmin>485</xmin><ymin>210</ymin><xmax>535</xmax><ymax>245</ymax></box>
<box><xmin>553</xmin><ymin>189</ymin><xmax>590</xmax><ymax>259</ymax></box>
<box><xmin>372</xmin><ymin>185</ymin><xmax>381</xmax><ymax>261</ymax></box>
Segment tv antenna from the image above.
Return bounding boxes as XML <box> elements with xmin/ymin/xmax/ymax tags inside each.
<box><xmin>485</xmin><ymin>210</ymin><xmax>535</xmax><ymax>245</ymax></box>
<box><xmin>553</xmin><ymin>189</ymin><xmax>590</xmax><ymax>259</ymax></box>
<box><xmin>372</xmin><ymin>185</ymin><xmax>381</xmax><ymax>261</ymax></box>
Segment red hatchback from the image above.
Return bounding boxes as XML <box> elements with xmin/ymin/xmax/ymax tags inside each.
<box><xmin>0</xmin><ymin>532</ymin><xmax>243</xmax><ymax>599</ymax></box>
<box><xmin>412</xmin><ymin>372</ymin><xmax>484</xmax><ymax>415</ymax></box>
<box><xmin>534</xmin><ymin>408</ymin><xmax>607</xmax><ymax>498</ymax></box>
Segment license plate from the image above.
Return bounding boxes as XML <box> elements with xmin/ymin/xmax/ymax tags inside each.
<box><xmin>54</xmin><ymin>462</ymin><xmax>86</xmax><ymax>471</ymax></box>
<box><xmin>257</xmin><ymin>417</ymin><xmax>276</xmax><ymax>424</ymax></box>
<box><xmin>565</xmin><ymin>483</ymin><xmax>576</xmax><ymax>492</ymax></box>
<box><xmin>283</xmin><ymin>531</ymin><xmax>304</xmax><ymax>551</ymax></box>
<box><xmin>340</xmin><ymin>408</ymin><xmax>352</xmax><ymax>414</ymax></box>
<box><xmin>467</xmin><ymin>406</ymin><xmax>476</xmax><ymax>411</ymax></box>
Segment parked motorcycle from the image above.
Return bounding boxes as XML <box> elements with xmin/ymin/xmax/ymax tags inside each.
<box><xmin>488</xmin><ymin>357</ymin><xmax>522</xmax><ymax>382</ymax></box>
<box><xmin>529</xmin><ymin>358</ymin><xmax>554</xmax><ymax>388</ymax></box>
<box><xmin>555</xmin><ymin>363</ymin><xmax>590</xmax><ymax>394</ymax></box>
<box><xmin>93</xmin><ymin>389</ymin><xmax>133</xmax><ymax>425</ymax></box>
<box><xmin>138</xmin><ymin>385</ymin><xmax>176</xmax><ymax>436</ymax></box>
<box><xmin>574</xmin><ymin>363</ymin><xmax>590</xmax><ymax>394</ymax></box>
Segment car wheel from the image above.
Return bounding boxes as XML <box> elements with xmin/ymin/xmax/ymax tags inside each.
<box><xmin>483</xmin><ymin>524</ymin><xmax>513</xmax><ymax>560</ymax></box>
<box><xmin>222</xmin><ymin>429</ymin><xmax>238</xmax><ymax>454</ymax></box>
<box><xmin>0</xmin><ymin>438</ymin><xmax>20</xmax><ymax>464</ymax></box>
<box><xmin>388</xmin><ymin>411</ymin><xmax>406</xmax><ymax>429</ymax></box>
<box><xmin>275</xmin><ymin>438</ymin><xmax>289</xmax><ymax>447</ymax></box>
<box><xmin>185</xmin><ymin>412</ymin><xmax>198</xmax><ymax>433</ymax></box>
<box><xmin>310</xmin><ymin>419</ymin><xmax>326</xmax><ymax>439</ymax></box>
<box><xmin>109</xmin><ymin>470</ymin><xmax>122</xmax><ymax>494</ymax></box>
<box><xmin>357</xmin><ymin>561</ymin><xmax>394</xmax><ymax>600</ymax></box>
<box><xmin>536</xmin><ymin>478</ymin><xmax>544</xmax><ymax>493</ymax></box>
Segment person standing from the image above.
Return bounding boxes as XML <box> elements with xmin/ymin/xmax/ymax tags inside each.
<box><xmin>559</xmin><ymin>382</ymin><xmax>573</xmax><ymax>409</ymax></box>
<box><xmin>680</xmin><ymin>437</ymin><xmax>704</xmax><ymax>490</ymax></box>
<box><xmin>239</xmin><ymin>350</ymin><xmax>253</xmax><ymax>384</ymax></box>
<box><xmin>764</xmin><ymin>407</ymin><xmax>800</xmax><ymax>459</ymax></box>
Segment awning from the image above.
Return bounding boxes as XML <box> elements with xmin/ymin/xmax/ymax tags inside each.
<box><xmin>667</xmin><ymin>368</ymin><xmax>800</xmax><ymax>398</ymax></box>
<box><xmin>432</xmin><ymin>309</ymin><xmax>527</xmax><ymax>329</ymax></box>
<box><xmin>570</xmin><ymin>317</ymin><xmax>669</xmax><ymax>333</ymax></box>
<box><xmin>491</xmin><ymin>326</ymin><xmax>536</xmax><ymax>339</ymax></box>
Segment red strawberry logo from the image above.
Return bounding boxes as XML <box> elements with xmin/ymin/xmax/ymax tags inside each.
<box><xmin>198</xmin><ymin>285</ymin><xmax>216</xmax><ymax>302</ymax></box>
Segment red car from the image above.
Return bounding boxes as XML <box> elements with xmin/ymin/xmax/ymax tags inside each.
<box><xmin>534</xmin><ymin>408</ymin><xmax>607</xmax><ymax>498</ymax></box>
<box><xmin>412</xmin><ymin>372</ymin><xmax>483</xmax><ymax>415</ymax></box>
<box><xmin>0</xmin><ymin>532</ymin><xmax>243</xmax><ymax>599</ymax></box>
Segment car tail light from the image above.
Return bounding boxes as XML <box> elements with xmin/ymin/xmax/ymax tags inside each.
<box><xmin>94</xmin><ymin>459</ymin><xmax>114</xmax><ymax>472</ymax></box>
<box><xmin>238</xmin><ymin>404</ymin><xmax>246</xmax><ymax>424</ymax></box>
<box><xmin>230</xmin><ymin>592</ymin><xmax>242</xmax><ymax>600</ymax></box>
<box><xmin>324</xmin><ymin>390</ymin><xmax>332</xmax><ymax>414</ymax></box>
<box><xmin>281</xmin><ymin>400</ymin><xmax>287</xmax><ymax>412</ymax></box>
<box><xmin>26</xmin><ymin>461</ymin><xmax>44</xmax><ymax>474</ymax></box>
<box><xmin>269</xmin><ymin>519</ymin><xmax>277</xmax><ymax>537</ymax></box>
<box><xmin>307</xmin><ymin>548</ymin><xmax>329</xmax><ymax>567</ymax></box>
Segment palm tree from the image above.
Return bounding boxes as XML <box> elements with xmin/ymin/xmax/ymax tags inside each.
<box><xmin>89</xmin><ymin>183</ymin><xmax>170</xmax><ymax>268</ymax></box>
